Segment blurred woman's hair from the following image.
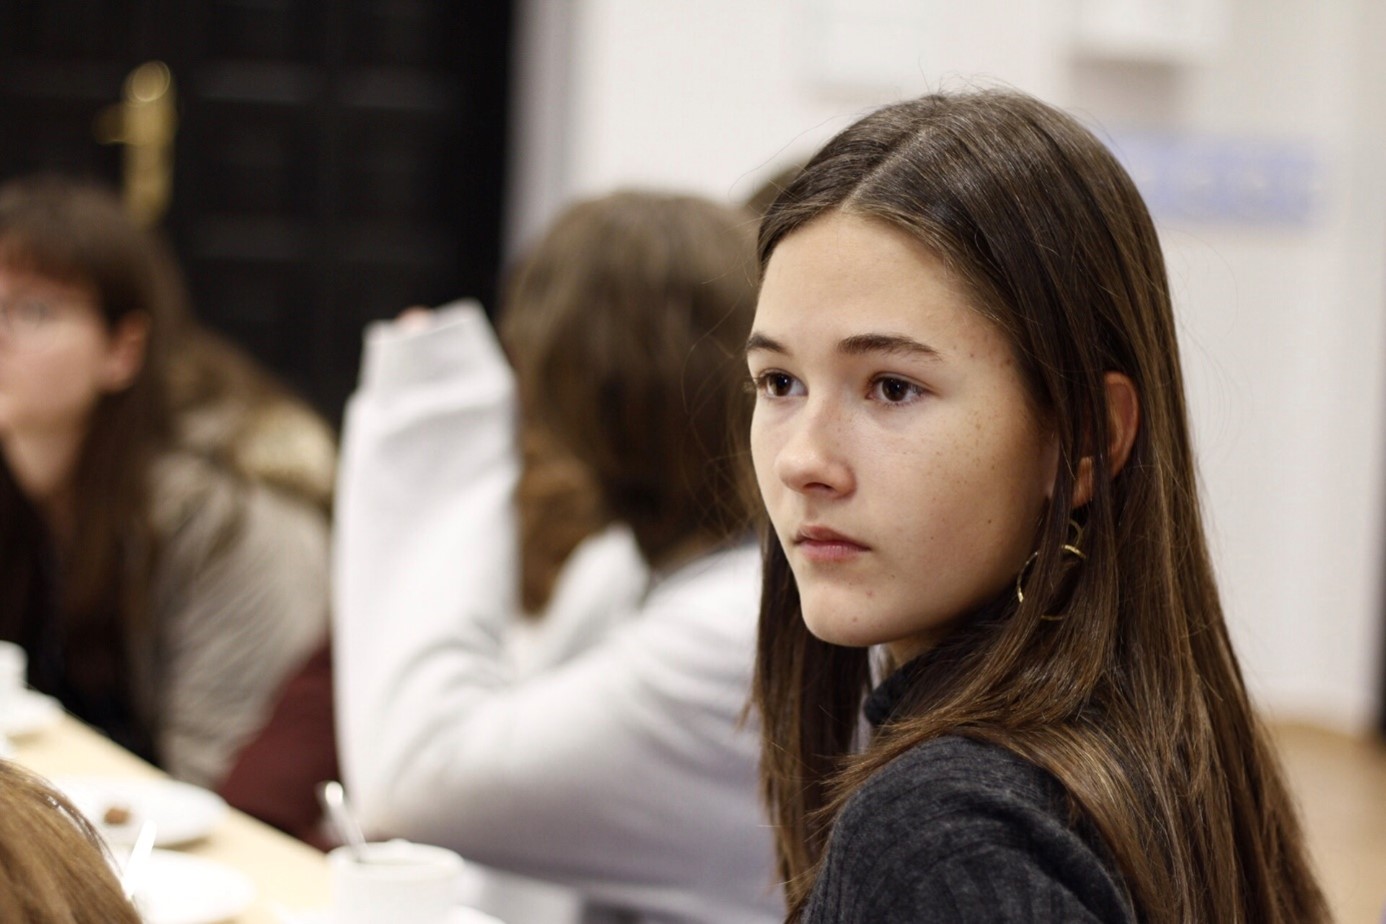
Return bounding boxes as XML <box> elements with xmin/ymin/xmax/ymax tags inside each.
<box><xmin>0</xmin><ymin>760</ymin><xmax>142</xmax><ymax>923</ymax></box>
<box><xmin>513</xmin><ymin>421</ymin><xmax>609</xmax><ymax>614</ymax></box>
<box><xmin>752</xmin><ymin>90</ymin><xmax>1327</xmax><ymax>923</ymax></box>
<box><xmin>500</xmin><ymin>190</ymin><xmax>759</xmax><ymax>567</ymax></box>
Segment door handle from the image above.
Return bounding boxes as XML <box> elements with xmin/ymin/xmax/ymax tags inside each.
<box><xmin>94</xmin><ymin>61</ymin><xmax>177</xmax><ymax>227</ymax></box>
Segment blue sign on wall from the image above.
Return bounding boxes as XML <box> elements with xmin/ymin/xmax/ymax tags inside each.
<box><xmin>1106</xmin><ymin>131</ymin><xmax>1320</xmax><ymax>227</ymax></box>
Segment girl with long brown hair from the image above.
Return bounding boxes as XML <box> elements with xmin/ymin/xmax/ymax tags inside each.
<box><xmin>748</xmin><ymin>89</ymin><xmax>1327</xmax><ymax>922</ymax></box>
<box><xmin>0</xmin><ymin>174</ymin><xmax>329</xmax><ymax>789</ymax></box>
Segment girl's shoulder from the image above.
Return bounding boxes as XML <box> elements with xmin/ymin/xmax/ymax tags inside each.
<box><xmin>648</xmin><ymin>539</ymin><xmax>760</xmax><ymax>603</ymax></box>
<box><xmin>174</xmin><ymin>396</ymin><xmax>337</xmax><ymax>513</ymax></box>
<box><xmin>840</xmin><ymin>735</ymin><xmax>1065</xmax><ymax>841</ymax></box>
<box><xmin>147</xmin><ymin>451</ymin><xmax>328</xmax><ymax>570</ymax></box>
<box><xmin>813</xmin><ymin>735</ymin><xmax>1135</xmax><ymax>922</ymax></box>
<box><xmin>872</xmin><ymin>734</ymin><xmax>1053</xmax><ymax>799</ymax></box>
<box><xmin>638</xmin><ymin>540</ymin><xmax>761</xmax><ymax>643</ymax></box>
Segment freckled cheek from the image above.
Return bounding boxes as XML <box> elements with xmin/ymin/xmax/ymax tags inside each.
<box><xmin>869</xmin><ymin>441</ymin><xmax>977</xmax><ymax>542</ymax></box>
<box><xmin>748</xmin><ymin>426</ymin><xmax>781</xmax><ymax>495</ymax></box>
<box><xmin>968</xmin><ymin>440</ymin><xmax>1053</xmax><ymax>566</ymax></box>
<box><xmin>747</xmin><ymin>419</ymin><xmax>774</xmax><ymax>484</ymax></box>
<box><xmin>748</xmin><ymin>425</ymin><xmax>796</xmax><ymax>546</ymax></box>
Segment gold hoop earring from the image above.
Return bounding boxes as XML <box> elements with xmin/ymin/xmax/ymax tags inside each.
<box><xmin>1061</xmin><ymin>518</ymin><xmax>1087</xmax><ymax>562</ymax></box>
<box><xmin>1015</xmin><ymin>518</ymin><xmax>1086</xmax><ymax>608</ymax></box>
<box><xmin>1015</xmin><ymin>552</ymin><xmax>1038</xmax><ymax>605</ymax></box>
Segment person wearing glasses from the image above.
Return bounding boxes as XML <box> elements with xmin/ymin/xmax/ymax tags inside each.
<box><xmin>0</xmin><ymin>175</ymin><xmax>328</xmax><ymax>794</ymax></box>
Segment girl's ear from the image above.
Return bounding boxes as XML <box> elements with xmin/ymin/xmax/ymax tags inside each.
<box><xmin>99</xmin><ymin>311</ymin><xmax>150</xmax><ymax>393</ymax></box>
<box><xmin>1073</xmin><ymin>372</ymin><xmax>1139</xmax><ymax>508</ymax></box>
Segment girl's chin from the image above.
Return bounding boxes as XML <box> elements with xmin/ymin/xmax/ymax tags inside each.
<box><xmin>800</xmin><ymin>595</ymin><xmax>952</xmax><ymax>655</ymax></box>
<box><xmin>800</xmin><ymin>607</ymin><xmax>887</xmax><ymax>650</ymax></box>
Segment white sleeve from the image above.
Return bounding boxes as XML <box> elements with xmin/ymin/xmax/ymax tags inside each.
<box><xmin>333</xmin><ymin>302</ymin><xmax>778</xmax><ymax>921</ymax></box>
<box><xmin>513</xmin><ymin>525</ymin><xmax>649</xmax><ymax>674</ymax></box>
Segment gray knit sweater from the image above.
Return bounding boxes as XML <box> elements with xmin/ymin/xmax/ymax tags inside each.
<box><xmin>801</xmin><ymin>734</ymin><xmax>1137</xmax><ymax>923</ymax></box>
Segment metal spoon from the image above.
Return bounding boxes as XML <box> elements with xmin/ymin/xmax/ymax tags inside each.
<box><xmin>317</xmin><ymin>780</ymin><xmax>367</xmax><ymax>858</ymax></box>
<box><xmin>120</xmin><ymin>819</ymin><xmax>158</xmax><ymax>900</ymax></box>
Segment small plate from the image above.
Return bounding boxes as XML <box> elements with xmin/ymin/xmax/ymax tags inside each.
<box><xmin>57</xmin><ymin>775</ymin><xmax>228</xmax><ymax>848</ymax></box>
<box><xmin>0</xmin><ymin>689</ymin><xmax>62</xmax><ymax>738</ymax></box>
<box><xmin>128</xmin><ymin>849</ymin><xmax>256</xmax><ymax>924</ymax></box>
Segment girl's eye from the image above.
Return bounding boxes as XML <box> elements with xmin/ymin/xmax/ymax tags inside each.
<box><xmin>871</xmin><ymin>376</ymin><xmax>925</xmax><ymax>405</ymax></box>
<box><xmin>752</xmin><ymin>371</ymin><xmax>803</xmax><ymax>399</ymax></box>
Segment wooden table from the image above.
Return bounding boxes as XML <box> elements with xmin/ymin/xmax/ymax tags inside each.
<box><xmin>11</xmin><ymin>712</ymin><xmax>330</xmax><ymax>923</ymax></box>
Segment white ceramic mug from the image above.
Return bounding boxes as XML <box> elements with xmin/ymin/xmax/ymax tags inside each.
<box><xmin>329</xmin><ymin>840</ymin><xmax>465</xmax><ymax>924</ymax></box>
<box><xmin>0</xmin><ymin>641</ymin><xmax>26</xmax><ymax>719</ymax></box>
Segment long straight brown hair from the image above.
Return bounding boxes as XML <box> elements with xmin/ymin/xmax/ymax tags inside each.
<box><xmin>499</xmin><ymin>190</ymin><xmax>760</xmax><ymax>568</ymax></box>
<box><xmin>752</xmin><ymin>90</ymin><xmax>1327</xmax><ymax>923</ymax></box>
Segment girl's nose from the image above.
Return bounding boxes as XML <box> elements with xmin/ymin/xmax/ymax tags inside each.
<box><xmin>773</xmin><ymin>399</ymin><xmax>854</xmax><ymax>498</ymax></box>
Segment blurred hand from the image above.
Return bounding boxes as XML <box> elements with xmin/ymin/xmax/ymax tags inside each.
<box><xmin>396</xmin><ymin>306</ymin><xmax>433</xmax><ymax>332</ymax></box>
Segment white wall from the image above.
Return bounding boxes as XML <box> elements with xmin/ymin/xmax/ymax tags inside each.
<box><xmin>509</xmin><ymin>0</ymin><xmax>1386</xmax><ymax>731</ymax></box>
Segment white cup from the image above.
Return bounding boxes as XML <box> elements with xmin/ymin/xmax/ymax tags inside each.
<box><xmin>329</xmin><ymin>840</ymin><xmax>465</xmax><ymax>924</ymax></box>
<box><xmin>0</xmin><ymin>641</ymin><xmax>26</xmax><ymax>719</ymax></box>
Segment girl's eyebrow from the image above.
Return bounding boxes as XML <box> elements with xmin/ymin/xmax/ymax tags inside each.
<box><xmin>745</xmin><ymin>332</ymin><xmax>786</xmax><ymax>356</ymax></box>
<box><xmin>746</xmin><ymin>331</ymin><xmax>943</xmax><ymax>359</ymax></box>
<box><xmin>839</xmin><ymin>333</ymin><xmax>941</xmax><ymax>359</ymax></box>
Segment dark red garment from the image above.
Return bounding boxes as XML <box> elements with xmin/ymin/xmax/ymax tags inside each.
<box><xmin>216</xmin><ymin>641</ymin><xmax>338</xmax><ymax>851</ymax></box>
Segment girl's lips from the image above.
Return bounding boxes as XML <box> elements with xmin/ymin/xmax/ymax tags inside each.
<box><xmin>793</xmin><ymin>526</ymin><xmax>869</xmax><ymax>563</ymax></box>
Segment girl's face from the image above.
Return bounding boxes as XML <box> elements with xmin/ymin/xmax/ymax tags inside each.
<box><xmin>0</xmin><ymin>264</ymin><xmax>130</xmax><ymax>441</ymax></box>
<box><xmin>748</xmin><ymin>213</ymin><xmax>1057</xmax><ymax>662</ymax></box>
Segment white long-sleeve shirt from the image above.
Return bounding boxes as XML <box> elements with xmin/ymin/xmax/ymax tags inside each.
<box><xmin>333</xmin><ymin>302</ymin><xmax>782</xmax><ymax>924</ymax></box>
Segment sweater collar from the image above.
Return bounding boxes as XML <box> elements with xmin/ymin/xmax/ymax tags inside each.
<box><xmin>863</xmin><ymin>655</ymin><xmax>929</xmax><ymax>728</ymax></box>
<box><xmin>861</xmin><ymin>588</ymin><xmax>1015</xmax><ymax>728</ymax></box>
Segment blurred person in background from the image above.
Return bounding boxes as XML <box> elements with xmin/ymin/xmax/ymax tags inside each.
<box><xmin>0</xmin><ymin>175</ymin><xmax>330</xmax><ymax>804</ymax></box>
<box><xmin>335</xmin><ymin>190</ymin><xmax>781</xmax><ymax>923</ymax></box>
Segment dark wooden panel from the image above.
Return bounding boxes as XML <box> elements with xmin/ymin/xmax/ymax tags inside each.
<box><xmin>346</xmin><ymin>0</ymin><xmax>458</xmax><ymax>68</ymax></box>
<box><xmin>198</xmin><ymin>1</ymin><xmax>323</xmax><ymax>62</ymax></box>
<box><xmin>182</xmin><ymin>105</ymin><xmax>318</xmax><ymax>215</ymax></box>
<box><xmin>0</xmin><ymin>0</ymin><xmax>514</xmax><ymax>425</ymax></box>
<box><xmin>0</xmin><ymin>3</ymin><xmax>147</xmax><ymax>57</ymax></box>
<box><xmin>0</xmin><ymin>55</ymin><xmax>127</xmax><ymax>173</ymax></box>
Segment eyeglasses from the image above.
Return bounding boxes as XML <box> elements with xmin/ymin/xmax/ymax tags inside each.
<box><xmin>0</xmin><ymin>295</ymin><xmax>67</xmax><ymax>348</ymax></box>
